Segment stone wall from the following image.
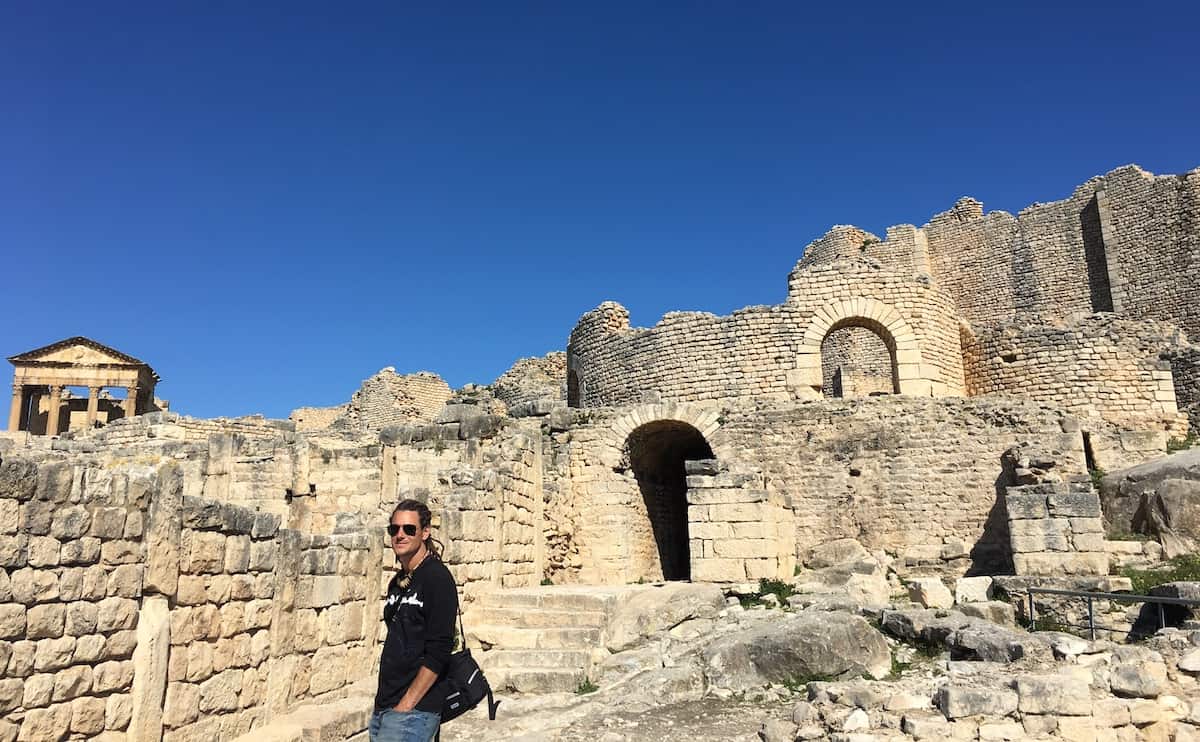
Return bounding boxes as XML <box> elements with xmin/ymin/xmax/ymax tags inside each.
<box><xmin>489</xmin><ymin>352</ymin><xmax>566</xmax><ymax>410</ymax></box>
<box><xmin>304</xmin><ymin>369</ymin><xmax>452</xmax><ymax>433</ymax></box>
<box><xmin>797</xmin><ymin>165</ymin><xmax>1200</xmax><ymax>342</ymax></box>
<box><xmin>568</xmin><ymin>260</ymin><xmax>965</xmax><ymax>408</ymax></box>
<box><xmin>288</xmin><ymin>406</ymin><xmax>347</xmax><ymax>433</ymax></box>
<box><xmin>1004</xmin><ymin>481</ymin><xmax>1108</xmax><ymax>576</ymax></box>
<box><xmin>0</xmin><ymin>449</ymin><xmax>384</xmax><ymax>741</ymax></box>
<box><xmin>962</xmin><ymin>315</ymin><xmax>1188</xmax><ymax>440</ymax></box>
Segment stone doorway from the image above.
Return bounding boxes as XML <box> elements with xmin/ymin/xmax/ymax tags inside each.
<box><xmin>820</xmin><ymin>322</ymin><xmax>898</xmax><ymax>398</ymax></box>
<box><xmin>626</xmin><ymin>420</ymin><xmax>715</xmax><ymax>581</ymax></box>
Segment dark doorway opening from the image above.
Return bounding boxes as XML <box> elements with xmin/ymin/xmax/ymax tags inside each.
<box><xmin>626</xmin><ymin>420</ymin><xmax>714</xmax><ymax>581</ymax></box>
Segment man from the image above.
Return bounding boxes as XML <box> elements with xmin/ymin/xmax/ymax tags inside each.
<box><xmin>371</xmin><ymin>499</ymin><xmax>459</xmax><ymax>742</ymax></box>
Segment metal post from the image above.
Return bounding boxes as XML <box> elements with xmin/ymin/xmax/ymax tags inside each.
<box><xmin>1028</xmin><ymin>591</ymin><xmax>1036</xmax><ymax>628</ymax></box>
<box><xmin>1158</xmin><ymin>602</ymin><xmax>1166</xmax><ymax>630</ymax></box>
<box><xmin>1087</xmin><ymin>597</ymin><xmax>1096</xmax><ymax>640</ymax></box>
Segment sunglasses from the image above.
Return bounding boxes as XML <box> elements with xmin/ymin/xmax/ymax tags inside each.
<box><xmin>387</xmin><ymin>523</ymin><xmax>420</xmax><ymax>538</ymax></box>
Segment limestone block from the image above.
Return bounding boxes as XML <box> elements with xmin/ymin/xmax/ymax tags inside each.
<box><xmin>0</xmin><ymin>678</ymin><xmax>21</xmax><ymax>714</ymax></box>
<box><xmin>0</xmin><ymin>499</ymin><xmax>18</xmax><ymax>535</ymax></box>
<box><xmin>1004</xmin><ymin>492</ymin><xmax>1048</xmax><ymax>519</ymax></box>
<box><xmin>977</xmin><ymin>719</ymin><xmax>1024</xmax><ymax>740</ymax></box>
<box><xmin>225</xmin><ymin>535</ymin><xmax>251</xmax><ymax>573</ymax></box>
<box><xmin>1055</xmin><ymin>717</ymin><xmax>1099</xmax><ymax>741</ymax></box>
<box><xmin>309</xmin><ymin>576</ymin><xmax>342</xmax><ymax>608</ymax></box>
<box><xmin>27</xmin><ymin>536</ymin><xmax>61</xmax><ymax>568</ymax></box>
<box><xmin>129</xmin><ymin>595</ymin><xmax>169</xmax><ymax>741</ymax></box>
<box><xmin>0</xmin><ymin>605</ymin><xmax>26</xmax><ymax>639</ymax></box>
<box><xmin>0</xmin><ymin>535</ymin><xmax>27</xmax><ymax>568</ymax></box>
<box><xmin>34</xmin><ymin>637</ymin><xmax>77</xmax><ymax>674</ymax></box>
<box><xmin>707</xmin><ymin>503</ymin><xmax>766</xmax><ymax>522</ymax></box>
<box><xmin>199</xmin><ymin>668</ymin><xmax>242</xmax><ymax>713</ymax></box>
<box><xmin>163</xmin><ymin>682</ymin><xmax>200</xmax><ymax>729</ymax></box>
<box><xmin>106</xmin><ymin>564</ymin><xmax>143</xmax><ymax>598</ymax></box>
<box><xmin>959</xmin><ymin>601</ymin><xmax>1016</xmax><ymax>627</ymax></box>
<box><xmin>50</xmin><ymin>506</ymin><xmax>91</xmax><ymax>540</ymax></box>
<box><xmin>93</xmin><ymin>660</ymin><xmax>134</xmax><ymax>694</ymax></box>
<box><xmin>1009</xmin><ymin>518</ymin><xmax>1071</xmax><ymax>552</ymax></box>
<box><xmin>248</xmin><ymin>542</ymin><xmax>275</xmax><ymax>572</ymax></box>
<box><xmin>1015</xmin><ymin>674</ymin><xmax>1091</xmax><ymax>715</ymax></box>
<box><xmin>100</xmin><ymin>540</ymin><xmax>140</xmax><ymax>565</ymax></box>
<box><xmin>1047</xmin><ymin>490</ymin><xmax>1102</xmax><ymax>518</ymax></box>
<box><xmin>954</xmin><ymin>576</ymin><xmax>993</xmax><ymax>604</ymax></box>
<box><xmin>60</xmin><ymin>537</ymin><xmax>101</xmax><ymax>566</ymax></box>
<box><xmin>690</xmin><ymin>558</ymin><xmax>746</xmax><ymax>582</ymax></box>
<box><xmin>229</xmin><ymin>575</ymin><xmax>254</xmax><ymax>601</ymax></box>
<box><xmin>907</xmin><ymin>578</ymin><xmax>953</xmax><ymax>609</ymax></box>
<box><xmin>104</xmin><ymin>629</ymin><xmax>138</xmax><ymax>660</ymax></box>
<box><xmin>1013</xmin><ymin>552</ymin><xmax>1108</xmax><ymax>576</ymax></box>
<box><xmin>23</xmin><ymin>673</ymin><xmax>53</xmax><ymax>708</ymax></box>
<box><xmin>70</xmin><ymin>696</ymin><xmax>106</xmax><ymax>735</ymax></box>
<box><xmin>1110</xmin><ymin>648</ymin><xmax>1168</xmax><ymax>698</ymax></box>
<box><xmin>144</xmin><ymin>464</ymin><xmax>182</xmax><ymax>597</ymax></box>
<box><xmin>51</xmin><ymin>665</ymin><xmax>92</xmax><ymax>702</ymax></box>
<box><xmin>308</xmin><ymin>646</ymin><xmax>347</xmax><ymax>695</ymax></box>
<box><xmin>97</xmin><ymin>597</ymin><xmax>138</xmax><ymax>632</ymax></box>
<box><xmin>73</xmin><ymin>634</ymin><xmax>105</xmax><ymax>664</ymax></box>
<box><xmin>937</xmin><ymin>685</ymin><xmax>1018</xmax><ymax>719</ymax></box>
<box><xmin>105</xmin><ymin>693</ymin><xmax>132</xmax><ymax>731</ymax></box>
<box><xmin>712</xmin><ymin>539</ymin><xmax>776</xmax><ymax>559</ymax></box>
<box><xmin>65</xmin><ymin>602</ymin><xmax>98</xmax><ymax>636</ymax></box>
<box><xmin>185</xmin><ymin>642</ymin><xmax>214</xmax><ymax>682</ymax></box>
<box><xmin>89</xmin><ymin>507</ymin><xmax>127</xmax><ymax>540</ymax></box>
<box><xmin>183</xmin><ymin>531</ymin><xmax>226</xmax><ymax>575</ymax></box>
<box><xmin>8</xmin><ymin>640</ymin><xmax>35</xmax><ymax>677</ymax></box>
<box><xmin>686</xmin><ymin>487</ymin><xmax>767</xmax><ymax>505</ymax></box>
<box><xmin>21</xmin><ymin>703</ymin><xmax>73</xmax><ymax>742</ymax></box>
<box><xmin>1093</xmin><ymin>698</ymin><xmax>1132</xmax><ymax>728</ymax></box>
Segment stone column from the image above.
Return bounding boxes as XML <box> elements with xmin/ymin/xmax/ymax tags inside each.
<box><xmin>123</xmin><ymin>386</ymin><xmax>139</xmax><ymax>419</ymax></box>
<box><xmin>7</xmin><ymin>385</ymin><xmax>23</xmax><ymax>432</ymax></box>
<box><xmin>46</xmin><ymin>385</ymin><xmax>63</xmax><ymax>436</ymax></box>
<box><xmin>86</xmin><ymin>387</ymin><xmax>100</xmax><ymax>428</ymax></box>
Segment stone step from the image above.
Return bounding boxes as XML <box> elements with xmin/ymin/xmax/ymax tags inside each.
<box><xmin>468</xmin><ymin>606</ymin><xmax>609</xmax><ymax>629</ymax></box>
<box><xmin>468</xmin><ymin>624</ymin><xmax>602</xmax><ymax>650</ymax></box>
<box><xmin>480</xmin><ymin>649</ymin><xmax>591</xmax><ymax>669</ymax></box>
<box><xmin>487</xmin><ymin>666</ymin><xmax>587</xmax><ymax>694</ymax></box>
<box><xmin>474</xmin><ymin>587</ymin><xmax>622</xmax><ymax>614</ymax></box>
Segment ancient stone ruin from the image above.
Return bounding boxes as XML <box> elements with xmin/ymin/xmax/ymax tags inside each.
<box><xmin>1</xmin><ymin>164</ymin><xmax>1199</xmax><ymax>741</ymax></box>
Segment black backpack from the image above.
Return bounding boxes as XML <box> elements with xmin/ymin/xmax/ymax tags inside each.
<box><xmin>439</xmin><ymin>609</ymin><xmax>500</xmax><ymax>726</ymax></box>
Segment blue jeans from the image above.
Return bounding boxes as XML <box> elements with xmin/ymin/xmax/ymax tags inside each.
<box><xmin>369</xmin><ymin>708</ymin><xmax>441</xmax><ymax>742</ymax></box>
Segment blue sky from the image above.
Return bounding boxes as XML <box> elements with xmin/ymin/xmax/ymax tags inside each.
<box><xmin>2</xmin><ymin>2</ymin><xmax>1197</xmax><ymax>419</ymax></box>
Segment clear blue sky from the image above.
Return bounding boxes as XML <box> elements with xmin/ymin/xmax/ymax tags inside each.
<box><xmin>3</xmin><ymin>2</ymin><xmax>1197</xmax><ymax>419</ymax></box>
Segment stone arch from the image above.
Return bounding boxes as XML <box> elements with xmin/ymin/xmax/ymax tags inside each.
<box><xmin>795</xmin><ymin>298</ymin><xmax>928</xmax><ymax>397</ymax></box>
<box><xmin>607</xmin><ymin>404</ymin><xmax>723</xmax><ymax>582</ymax></box>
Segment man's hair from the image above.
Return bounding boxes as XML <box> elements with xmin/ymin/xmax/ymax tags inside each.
<box><xmin>392</xmin><ymin>499</ymin><xmax>443</xmax><ymax>559</ymax></box>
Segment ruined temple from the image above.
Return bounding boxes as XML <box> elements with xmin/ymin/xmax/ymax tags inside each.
<box><xmin>0</xmin><ymin>164</ymin><xmax>1198</xmax><ymax>740</ymax></box>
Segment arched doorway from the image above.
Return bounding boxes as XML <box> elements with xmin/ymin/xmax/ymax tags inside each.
<box><xmin>820</xmin><ymin>320</ymin><xmax>898</xmax><ymax>398</ymax></box>
<box><xmin>626</xmin><ymin>420</ymin><xmax>715</xmax><ymax>581</ymax></box>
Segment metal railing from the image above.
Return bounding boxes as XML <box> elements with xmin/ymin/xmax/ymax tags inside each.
<box><xmin>1027</xmin><ymin>586</ymin><xmax>1200</xmax><ymax>640</ymax></box>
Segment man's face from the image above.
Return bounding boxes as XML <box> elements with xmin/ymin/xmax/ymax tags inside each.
<box><xmin>389</xmin><ymin>510</ymin><xmax>428</xmax><ymax>560</ymax></box>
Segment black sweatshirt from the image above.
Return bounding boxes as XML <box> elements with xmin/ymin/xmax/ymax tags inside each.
<box><xmin>374</xmin><ymin>555</ymin><xmax>459</xmax><ymax>713</ymax></box>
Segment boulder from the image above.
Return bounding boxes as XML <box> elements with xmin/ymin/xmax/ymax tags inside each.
<box><xmin>880</xmin><ymin>609</ymin><xmax>969</xmax><ymax>646</ymax></box>
<box><xmin>1100</xmin><ymin>448</ymin><xmax>1200</xmax><ymax>537</ymax></box>
<box><xmin>1110</xmin><ymin>646</ymin><xmax>1168</xmax><ymax>698</ymax></box>
<box><xmin>955</xmin><ymin>576</ymin><xmax>993</xmax><ymax>604</ymax></box>
<box><xmin>948</xmin><ymin>620</ymin><xmax>1051</xmax><ymax>663</ymax></box>
<box><xmin>937</xmin><ymin>684</ymin><xmax>1018</xmax><ymax>719</ymax></box>
<box><xmin>703</xmin><ymin>611</ymin><xmax>891</xmax><ymax>691</ymax></box>
<box><xmin>605</xmin><ymin>583</ymin><xmax>726</xmax><ymax>652</ymax></box>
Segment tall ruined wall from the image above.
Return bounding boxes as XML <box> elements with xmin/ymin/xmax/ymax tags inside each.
<box><xmin>797</xmin><ymin>165</ymin><xmax>1200</xmax><ymax>340</ymax></box>
<box><xmin>568</xmin><ymin>261</ymin><xmax>965</xmax><ymax>407</ymax></box>
<box><xmin>291</xmin><ymin>369</ymin><xmax>452</xmax><ymax>433</ymax></box>
<box><xmin>962</xmin><ymin>316</ymin><xmax>1188</xmax><ymax>439</ymax></box>
<box><xmin>0</xmin><ymin>451</ymin><xmax>384</xmax><ymax>742</ymax></box>
<box><xmin>1169</xmin><ymin>347</ymin><xmax>1200</xmax><ymax>435</ymax></box>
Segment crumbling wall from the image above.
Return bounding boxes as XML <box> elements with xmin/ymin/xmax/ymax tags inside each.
<box><xmin>326</xmin><ymin>369</ymin><xmax>452</xmax><ymax>433</ymax></box>
<box><xmin>288</xmin><ymin>406</ymin><xmax>346</xmax><ymax>433</ymax></box>
<box><xmin>1168</xmin><ymin>347</ymin><xmax>1200</xmax><ymax>435</ymax></box>
<box><xmin>962</xmin><ymin>315</ymin><xmax>1187</xmax><ymax>441</ymax></box>
<box><xmin>568</xmin><ymin>261</ymin><xmax>965</xmax><ymax>407</ymax></box>
<box><xmin>796</xmin><ymin>165</ymin><xmax>1200</xmax><ymax>341</ymax></box>
<box><xmin>490</xmin><ymin>352</ymin><xmax>566</xmax><ymax>410</ymax></box>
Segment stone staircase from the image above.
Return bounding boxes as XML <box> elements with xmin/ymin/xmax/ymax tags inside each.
<box><xmin>464</xmin><ymin>586</ymin><xmax>628</xmax><ymax>694</ymax></box>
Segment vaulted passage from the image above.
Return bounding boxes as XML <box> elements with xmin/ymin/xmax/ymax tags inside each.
<box><xmin>820</xmin><ymin>321</ymin><xmax>898</xmax><ymax>398</ymax></box>
<box><xmin>626</xmin><ymin>420</ymin><xmax>714</xmax><ymax>581</ymax></box>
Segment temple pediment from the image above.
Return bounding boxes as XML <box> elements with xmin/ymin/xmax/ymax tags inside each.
<box><xmin>8</xmin><ymin>336</ymin><xmax>149</xmax><ymax>368</ymax></box>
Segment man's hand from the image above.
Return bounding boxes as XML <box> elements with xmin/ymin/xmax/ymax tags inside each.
<box><xmin>392</xmin><ymin>700</ymin><xmax>415</xmax><ymax>713</ymax></box>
